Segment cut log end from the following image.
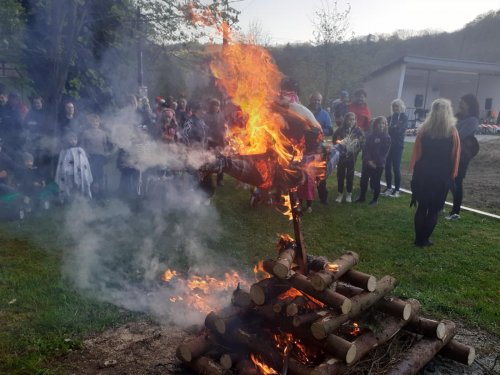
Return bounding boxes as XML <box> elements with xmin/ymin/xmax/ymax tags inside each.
<box><xmin>311</xmin><ymin>321</ymin><xmax>328</xmax><ymax>340</ymax></box>
<box><xmin>177</xmin><ymin>345</ymin><xmax>193</xmax><ymax>362</ymax></box>
<box><xmin>467</xmin><ymin>347</ymin><xmax>476</xmax><ymax>365</ymax></box>
<box><xmin>273</xmin><ymin>263</ymin><xmax>291</xmax><ymax>279</ymax></box>
<box><xmin>249</xmin><ymin>285</ymin><xmax>265</xmax><ymax>305</ymax></box>
<box><xmin>366</xmin><ymin>276</ymin><xmax>377</xmax><ymax>292</ymax></box>
<box><xmin>436</xmin><ymin>322</ymin><xmax>446</xmax><ymax>340</ymax></box>
<box><xmin>345</xmin><ymin>345</ymin><xmax>357</xmax><ymax>365</ymax></box>
<box><xmin>341</xmin><ymin>299</ymin><xmax>352</xmax><ymax>315</ymax></box>
<box><xmin>403</xmin><ymin>303</ymin><xmax>412</xmax><ymax>321</ymax></box>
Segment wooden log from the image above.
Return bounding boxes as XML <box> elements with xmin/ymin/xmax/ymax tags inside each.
<box><xmin>219</xmin><ymin>352</ymin><xmax>244</xmax><ymax>370</ymax></box>
<box><xmin>176</xmin><ymin>334</ymin><xmax>213</xmax><ymax>363</ymax></box>
<box><xmin>273</xmin><ymin>296</ymin><xmax>294</xmax><ymax>313</ymax></box>
<box><xmin>187</xmin><ymin>356</ymin><xmax>231</xmax><ymax>375</ymax></box>
<box><xmin>231</xmin><ymin>288</ymin><xmax>254</xmax><ymax>309</ymax></box>
<box><xmin>249</xmin><ymin>277</ymin><xmax>290</xmax><ymax>305</ymax></box>
<box><xmin>309</xmin><ymin>251</ymin><xmax>359</xmax><ymax>291</ymax></box>
<box><xmin>334</xmin><ymin>283</ymin><xmax>365</xmax><ymax>298</ymax></box>
<box><xmin>289</xmin><ymin>272</ymin><xmax>352</xmax><ymax>314</ymax></box>
<box><xmin>310</xmin><ymin>357</ymin><xmax>343</xmax><ymax>375</ymax></box>
<box><xmin>350</xmin><ymin>299</ymin><xmax>421</xmax><ymax>364</ymax></box>
<box><xmin>339</xmin><ymin>269</ymin><xmax>377</xmax><ymax>292</ymax></box>
<box><xmin>311</xmin><ymin>276</ymin><xmax>397</xmax><ymax>340</ymax></box>
<box><xmin>252</xmin><ymin>302</ymin><xmax>280</xmax><ymax>321</ymax></box>
<box><xmin>293</xmin><ymin>309</ymin><xmax>330</xmax><ymax>327</ymax></box>
<box><xmin>286</xmin><ymin>296</ymin><xmax>307</xmax><ymax>317</ymax></box>
<box><xmin>274</xmin><ymin>245</ymin><xmax>297</xmax><ymax>279</ymax></box>
<box><xmin>376</xmin><ymin>296</ymin><xmax>414</xmax><ymax>321</ymax></box>
<box><xmin>323</xmin><ymin>334</ymin><xmax>357</xmax><ymax>364</ymax></box>
<box><xmin>385</xmin><ymin>320</ymin><xmax>457</xmax><ymax>375</ymax></box>
<box><xmin>205</xmin><ymin>306</ymin><xmax>244</xmax><ymax>335</ymax></box>
<box><xmin>406</xmin><ymin>317</ymin><xmax>447</xmax><ymax>340</ymax></box>
<box><xmin>236</xmin><ymin>359</ymin><xmax>259</xmax><ymax>375</ymax></box>
<box><xmin>230</xmin><ymin>328</ymin><xmax>312</xmax><ymax>375</ymax></box>
<box><xmin>439</xmin><ymin>339</ymin><xmax>476</xmax><ymax>365</ymax></box>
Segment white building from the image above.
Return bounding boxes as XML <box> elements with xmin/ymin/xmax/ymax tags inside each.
<box><xmin>363</xmin><ymin>56</ymin><xmax>500</xmax><ymax>126</ymax></box>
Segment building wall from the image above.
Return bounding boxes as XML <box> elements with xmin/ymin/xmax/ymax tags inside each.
<box><xmin>365</xmin><ymin>63</ymin><xmax>500</xmax><ymax>125</ymax></box>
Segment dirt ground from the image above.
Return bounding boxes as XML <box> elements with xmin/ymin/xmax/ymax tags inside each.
<box><xmin>462</xmin><ymin>138</ymin><xmax>500</xmax><ymax>215</ymax></box>
<box><xmin>49</xmin><ymin>319</ymin><xmax>499</xmax><ymax>375</ymax></box>
<box><xmin>49</xmin><ymin>137</ymin><xmax>500</xmax><ymax>375</ymax></box>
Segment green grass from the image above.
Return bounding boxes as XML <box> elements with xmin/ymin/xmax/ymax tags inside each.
<box><xmin>0</xmin><ymin>142</ymin><xmax>499</xmax><ymax>373</ymax></box>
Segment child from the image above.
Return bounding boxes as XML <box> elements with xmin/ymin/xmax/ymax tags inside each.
<box><xmin>332</xmin><ymin>112</ymin><xmax>364</xmax><ymax>203</ymax></box>
<box><xmin>55</xmin><ymin>132</ymin><xmax>93</xmax><ymax>201</ymax></box>
<box><xmin>80</xmin><ymin>114</ymin><xmax>111</xmax><ymax>197</ymax></box>
<box><xmin>15</xmin><ymin>152</ymin><xmax>45</xmax><ymax>205</ymax></box>
<box><xmin>356</xmin><ymin>117</ymin><xmax>391</xmax><ymax>205</ymax></box>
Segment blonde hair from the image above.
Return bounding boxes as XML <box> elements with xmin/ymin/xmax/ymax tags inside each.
<box><xmin>418</xmin><ymin>98</ymin><xmax>456</xmax><ymax>139</ymax></box>
<box><xmin>391</xmin><ymin>98</ymin><xmax>406</xmax><ymax>113</ymax></box>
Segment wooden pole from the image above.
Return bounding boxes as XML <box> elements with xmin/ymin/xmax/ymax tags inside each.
<box><xmin>311</xmin><ymin>276</ymin><xmax>397</xmax><ymax>340</ymax></box>
<box><xmin>290</xmin><ymin>190</ymin><xmax>308</xmax><ymax>275</ymax></box>
<box><xmin>385</xmin><ymin>320</ymin><xmax>457</xmax><ymax>375</ymax></box>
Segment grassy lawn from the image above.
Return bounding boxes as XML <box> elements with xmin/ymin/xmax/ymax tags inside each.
<box><xmin>0</xmin><ymin>141</ymin><xmax>499</xmax><ymax>374</ymax></box>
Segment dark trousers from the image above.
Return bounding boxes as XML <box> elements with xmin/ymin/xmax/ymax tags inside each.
<box><xmin>450</xmin><ymin>158</ymin><xmax>470</xmax><ymax>215</ymax></box>
<box><xmin>385</xmin><ymin>146</ymin><xmax>403</xmax><ymax>191</ymax></box>
<box><xmin>317</xmin><ymin>179</ymin><xmax>328</xmax><ymax>204</ymax></box>
<box><xmin>88</xmin><ymin>154</ymin><xmax>107</xmax><ymax>196</ymax></box>
<box><xmin>359</xmin><ymin>164</ymin><xmax>384</xmax><ymax>201</ymax></box>
<box><xmin>337</xmin><ymin>157</ymin><xmax>355</xmax><ymax>193</ymax></box>
<box><xmin>414</xmin><ymin>202</ymin><xmax>439</xmax><ymax>245</ymax></box>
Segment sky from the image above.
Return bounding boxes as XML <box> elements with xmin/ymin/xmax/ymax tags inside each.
<box><xmin>232</xmin><ymin>0</ymin><xmax>500</xmax><ymax>44</ymax></box>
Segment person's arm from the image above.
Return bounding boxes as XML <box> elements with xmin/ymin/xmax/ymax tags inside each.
<box><xmin>409</xmin><ymin>132</ymin><xmax>423</xmax><ymax>173</ymax></box>
<box><xmin>451</xmin><ymin>128</ymin><xmax>461</xmax><ymax>178</ymax></box>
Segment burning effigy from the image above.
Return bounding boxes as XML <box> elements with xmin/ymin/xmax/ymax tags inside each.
<box><xmin>167</xmin><ymin>22</ymin><xmax>475</xmax><ymax>375</ymax></box>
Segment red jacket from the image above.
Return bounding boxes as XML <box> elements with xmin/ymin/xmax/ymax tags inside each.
<box><xmin>348</xmin><ymin>103</ymin><xmax>371</xmax><ymax>132</ymax></box>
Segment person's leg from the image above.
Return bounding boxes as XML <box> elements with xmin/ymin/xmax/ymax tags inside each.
<box><xmin>393</xmin><ymin>147</ymin><xmax>404</xmax><ymax>192</ymax></box>
<box><xmin>451</xmin><ymin>159</ymin><xmax>469</xmax><ymax>215</ymax></box>
<box><xmin>371</xmin><ymin>166</ymin><xmax>384</xmax><ymax>202</ymax></box>
<box><xmin>414</xmin><ymin>203</ymin><xmax>427</xmax><ymax>246</ymax></box>
<box><xmin>357</xmin><ymin>164</ymin><xmax>369</xmax><ymax>201</ymax></box>
<box><xmin>345</xmin><ymin>158</ymin><xmax>355</xmax><ymax>193</ymax></box>
<box><xmin>317</xmin><ymin>179</ymin><xmax>328</xmax><ymax>204</ymax></box>
<box><xmin>384</xmin><ymin>150</ymin><xmax>393</xmax><ymax>191</ymax></box>
<box><xmin>337</xmin><ymin>161</ymin><xmax>346</xmax><ymax>194</ymax></box>
<box><xmin>423</xmin><ymin>209</ymin><xmax>439</xmax><ymax>245</ymax></box>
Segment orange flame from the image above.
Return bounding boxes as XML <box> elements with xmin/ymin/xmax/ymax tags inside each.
<box><xmin>278</xmin><ymin>288</ymin><xmax>304</xmax><ymax>300</ymax></box>
<box><xmin>162</xmin><ymin>269</ymin><xmax>177</xmax><ymax>282</ymax></box>
<box><xmin>273</xmin><ymin>332</ymin><xmax>316</xmax><ymax>365</ymax></box>
<box><xmin>350</xmin><ymin>322</ymin><xmax>360</xmax><ymax>336</ymax></box>
<box><xmin>165</xmin><ymin>270</ymin><xmax>251</xmax><ymax>314</ymax></box>
<box><xmin>325</xmin><ymin>263</ymin><xmax>339</xmax><ymax>272</ymax></box>
<box><xmin>210</xmin><ymin>43</ymin><xmax>306</xmax><ymax>180</ymax></box>
<box><xmin>279</xmin><ymin>194</ymin><xmax>293</xmax><ymax>221</ymax></box>
<box><xmin>250</xmin><ymin>354</ymin><xmax>278</xmax><ymax>375</ymax></box>
<box><xmin>253</xmin><ymin>260</ymin><xmax>271</xmax><ymax>281</ymax></box>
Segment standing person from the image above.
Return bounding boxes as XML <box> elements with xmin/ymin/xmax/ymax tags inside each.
<box><xmin>348</xmin><ymin>89</ymin><xmax>371</xmax><ymax>133</ymax></box>
<box><xmin>383</xmin><ymin>99</ymin><xmax>408</xmax><ymax>197</ymax></box>
<box><xmin>355</xmin><ymin>116</ymin><xmax>391</xmax><ymax>205</ymax></box>
<box><xmin>203</xmin><ymin>99</ymin><xmax>226</xmax><ymax>186</ymax></box>
<box><xmin>79</xmin><ymin>114</ymin><xmax>111</xmax><ymax>198</ymax></box>
<box><xmin>410</xmin><ymin>99</ymin><xmax>460</xmax><ymax>246</ymax></box>
<box><xmin>446</xmin><ymin>94</ymin><xmax>480</xmax><ymax>221</ymax></box>
<box><xmin>331</xmin><ymin>90</ymin><xmax>350</xmax><ymax>128</ymax></box>
<box><xmin>308</xmin><ymin>92</ymin><xmax>333</xmax><ymax>137</ymax></box>
<box><xmin>58</xmin><ymin>101</ymin><xmax>79</xmax><ymax>136</ymax></box>
<box><xmin>332</xmin><ymin>112</ymin><xmax>364</xmax><ymax>203</ymax></box>
<box><xmin>176</xmin><ymin>96</ymin><xmax>189</xmax><ymax>127</ymax></box>
<box><xmin>55</xmin><ymin>132</ymin><xmax>93</xmax><ymax>201</ymax></box>
<box><xmin>0</xmin><ymin>91</ymin><xmax>23</xmax><ymax>155</ymax></box>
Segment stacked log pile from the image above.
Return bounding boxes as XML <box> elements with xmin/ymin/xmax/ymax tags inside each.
<box><xmin>176</xmin><ymin>239</ymin><xmax>475</xmax><ymax>375</ymax></box>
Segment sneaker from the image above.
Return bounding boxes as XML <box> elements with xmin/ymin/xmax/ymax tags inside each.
<box><xmin>335</xmin><ymin>194</ymin><xmax>344</xmax><ymax>203</ymax></box>
<box><xmin>345</xmin><ymin>193</ymin><xmax>352</xmax><ymax>203</ymax></box>
<box><xmin>382</xmin><ymin>187</ymin><xmax>392</xmax><ymax>196</ymax></box>
<box><xmin>368</xmin><ymin>199</ymin><xmax>378</xmax><ymax>206</ymax></box>
<box><xmin>306</xmin><ymin>206</ymin><xmax>313</xmax><ymax>213</ymax></box>
<box><xmin>445</xmin><ymin>213</ymin><xmax>460</xmax><ymax>221</ymax></box>
<box><xmin>390</xmin><ymin>190</ymin><xmax>400</xmax><ymax>198</ymax></box>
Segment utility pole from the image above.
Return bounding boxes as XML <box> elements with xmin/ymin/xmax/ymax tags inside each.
<box><xmin>137</xmin><ymin>6</ymin><xmax>147</xmax><ymax>98</ymax></box>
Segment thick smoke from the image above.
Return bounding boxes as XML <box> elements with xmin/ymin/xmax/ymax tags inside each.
<box><xmin>61</xmin><ymin>110</ymin><xmax>236</xmax><ymax>327</ymax></box>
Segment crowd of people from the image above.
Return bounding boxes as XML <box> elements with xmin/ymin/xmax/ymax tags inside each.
<box><xmin>0</xmin><ymin>81</ymin><xmax>481</xmax><ymax>247</ymax></box>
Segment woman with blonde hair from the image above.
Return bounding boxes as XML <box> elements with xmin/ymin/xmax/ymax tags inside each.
<box><xmin>383</xmin><ymin>98</ymin><xmax>408</xmax><ymax>197</ymax></box>
<box><xmin>409</xmin><ymin>98</ymin><xmax>460</xmax><ymax>247</ymax></box>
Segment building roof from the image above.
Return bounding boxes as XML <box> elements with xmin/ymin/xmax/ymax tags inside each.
<box><xmin>365</xmin><ymin>55</ymin><xmax>500</xmax><ymax>80</ymax></box>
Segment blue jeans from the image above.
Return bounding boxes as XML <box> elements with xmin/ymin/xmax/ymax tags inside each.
<box><xmin>385</xmin><ymin>146</ymin><xmax>403</xmax><ymax>191</ymax></box>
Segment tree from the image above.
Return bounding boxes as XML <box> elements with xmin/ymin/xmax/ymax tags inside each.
<box><xmin>311</xmin><ymin>0</ymin><xmax>353</xmax><ymax>100</ymax></box>
<box><xmin>244</xmin><ymin>20</ymin><xmax>272</xmax><ymax>46</ymax></box>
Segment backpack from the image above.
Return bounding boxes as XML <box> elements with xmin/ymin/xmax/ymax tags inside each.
<box><xmin>461</xmin><ymin>135</ymin><xmax>479</xmax><ymax>160</ymax></box>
